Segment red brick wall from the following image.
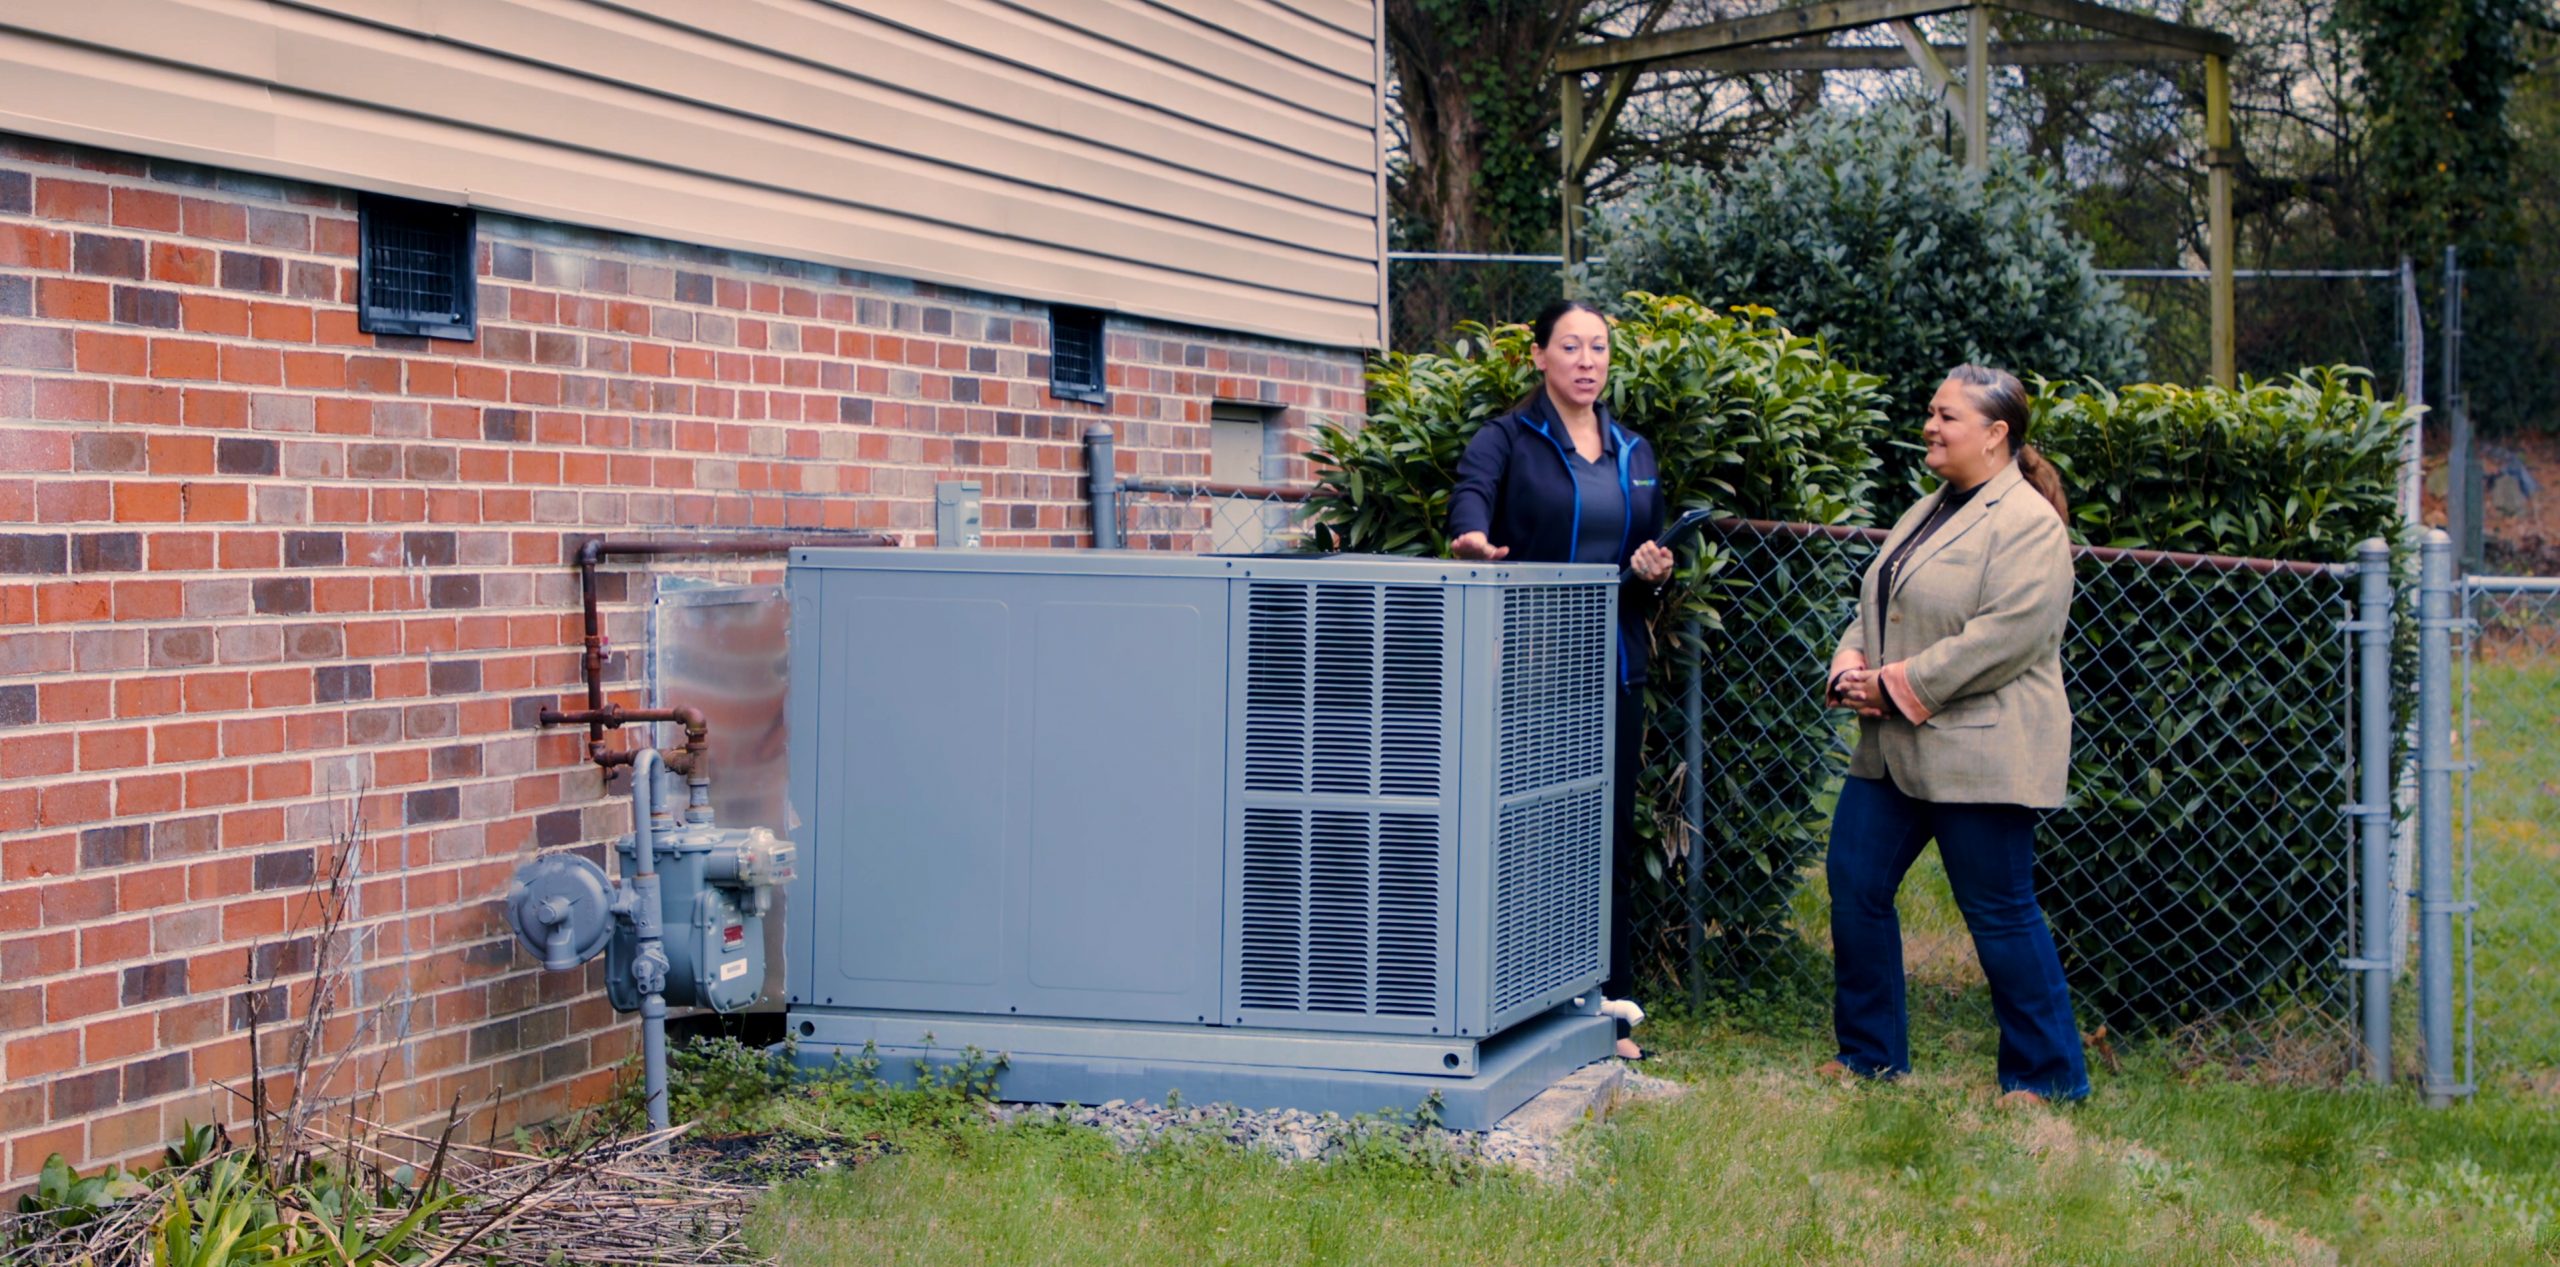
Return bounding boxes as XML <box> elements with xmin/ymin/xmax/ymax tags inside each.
<box><xmin>0</xmin><ymin>131</ymin><xmax>1364</xmax><ymax>1181</ymax></box>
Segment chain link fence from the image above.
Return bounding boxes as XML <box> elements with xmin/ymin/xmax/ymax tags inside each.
<box><xmin>1108</xmin><ymin>480</ymin><xmax>1315</xmax><ymax>554</ymax></box>
<box><xmin>1075</xmin><ymin>452</ymin><xmax>2435</xmax><ymax>1083</ymax></box>
<box><xmin>2457</xmin><ymin>575</ymin><xmax>2560</xmax><ymax>1094</ymax></box>
<box><xmin>1630</xmin><ymin>520</ymin><xmax>2368</xmax><ymax>1074</ymax></box>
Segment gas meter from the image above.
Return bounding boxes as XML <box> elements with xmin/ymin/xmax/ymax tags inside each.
<box><xmin>606</xmin><ymin>823</ymin><xmax>794</xmax><ymax>1013</ymax></box>
<box><xmin>502</xmin><ymin>812</ymin><xmax>794</xmax><ymax>1014</ymax></box>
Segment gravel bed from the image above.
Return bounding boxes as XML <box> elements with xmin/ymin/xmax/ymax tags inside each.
<box><xmin>990</xmin><ymin>1069</ymin><xmax>1690</xmax><ymax>1179</ymax></box>
<box><xmin>991</xmin><ymin>1099</ymin><xmax>1478</xmax><ymax>1167</ymax></box>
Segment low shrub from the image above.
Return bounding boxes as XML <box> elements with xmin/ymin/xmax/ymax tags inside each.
<box><xmin>2034</xmin><ymin>368</ymin><xmax>2414</xmax><ymax>559</ymax></box>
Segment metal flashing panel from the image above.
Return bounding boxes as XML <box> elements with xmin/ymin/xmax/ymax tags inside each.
<box><xmin>650</xmin><ymin>583</ymin><xmax>792</xmax><ymax>1013</ymax></box>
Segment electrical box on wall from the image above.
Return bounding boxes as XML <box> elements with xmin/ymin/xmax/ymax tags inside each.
<box><xmin>934</xmin><ymin>481</ymin><xmax>982</xmax><ymax>548</ymax></box>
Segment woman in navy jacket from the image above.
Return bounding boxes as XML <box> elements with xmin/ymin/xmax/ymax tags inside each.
<box><xmin>1449</xmin><ymin>299</ymin><xmax>1671</xmax><ymax>1059</ymax></box>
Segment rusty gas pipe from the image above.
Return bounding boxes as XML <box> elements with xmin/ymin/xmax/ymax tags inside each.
<box><xmin>542</xmin><ymin>533</ymin><xmax>894</xmax><ymax>777</ymax></box>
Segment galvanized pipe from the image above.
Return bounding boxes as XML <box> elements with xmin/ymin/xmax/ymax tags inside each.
<box><xmin>2353</xmin><ymin>538</ymin><xmax>2393</xmax><ymax>1082</ymax></box>
<box><xmin>2442</xmin><ymin>248</ymin><xmax>2475</xmax><ymax>570</ymax></box>
<box><xmin>628</xmin><ymin>748</ymin><xmax>672</xmax><ymax>1135</ymax></box>
<box><xmin>1084</xmin><ymin>424</ymin><xmax>1122</xmax><ymax>549</ymax></box>
<box><xmin>1707</xmin><ymin>516</ymin><xmax>2347</xmax><ymax>578</ymax></box>
<box><xmin>1681</xmin><ymin>618</ymin><xmax>1706</xmax><ymax>1010</ymax></box>
<box><xmin>2416</xmin><ymin>530</ymin><xmax>2462</xmax><ymax>1105</ymax></box>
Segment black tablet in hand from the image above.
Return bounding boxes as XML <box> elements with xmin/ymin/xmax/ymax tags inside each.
<box><xmin>1623</xmin><ymin>508</ymin><xmax>1717</xmax><ymax>578</ymax></box>
<box><xmin>1656</xmin><ymin>507</ymin><xmax>1716</xmax><ymax>554</ymax></box>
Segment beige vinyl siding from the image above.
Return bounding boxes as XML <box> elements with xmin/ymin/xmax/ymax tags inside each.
<box><xmin>0</xmin><ymin>0</ymin><xmax>1388</xmax><ymax>348</ymax></box>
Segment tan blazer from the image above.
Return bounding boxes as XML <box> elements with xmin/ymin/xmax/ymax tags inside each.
<box><xmin>1833</xmin><ymin>461</ymin><xmax>2075</xmax><ymax>808</ymax></box>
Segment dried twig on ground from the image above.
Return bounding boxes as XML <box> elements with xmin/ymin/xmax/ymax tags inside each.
<box><xmin>3</xmin><ymin>792</ymin><xmax>773</xmax><ymax>1267</ymax></box>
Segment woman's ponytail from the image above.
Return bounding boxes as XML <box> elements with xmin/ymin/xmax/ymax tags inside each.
<box><xmin>2016</xmin><ymin>443</ymin><xmax>2068</xmax><ymax>522</ymax></box>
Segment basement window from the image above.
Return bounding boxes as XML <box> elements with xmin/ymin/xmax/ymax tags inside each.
<box><xmin>1049</xmin><ymin>306</ymin><xmax>1108</xmax><ymax>405</ymax></box>
<box><xmin>357</xmin><ymin>193</ymin><xmax>476</xmax><ymax>340</ymax></box>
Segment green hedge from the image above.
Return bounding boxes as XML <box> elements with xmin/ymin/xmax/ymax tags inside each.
<box><xmin>2029</xmin><ymin>369</ymin><xmax>2416</xmax><ymax>1037</ymax></box>
<box><xmin>2034</xmin><ymin>369</ymin><xmax>2414</xmax><ymax>559</ymax></box>
<box><xmin>1305</xmin><ymin>294</ymin><xmax>1887</xmax><ymax>556</ymax></box>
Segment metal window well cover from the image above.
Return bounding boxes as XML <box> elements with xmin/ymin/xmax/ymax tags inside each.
<box><xmin>782</xmin><ymin>549</ymin><xmax>1619</xmax><ymax>1129</ymax></box>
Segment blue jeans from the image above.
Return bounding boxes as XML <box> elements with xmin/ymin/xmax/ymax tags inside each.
<box><xmin>1826</xmin><ymin>775</ymin><xmax>2091</xmax><ymax>1100</ymax></box>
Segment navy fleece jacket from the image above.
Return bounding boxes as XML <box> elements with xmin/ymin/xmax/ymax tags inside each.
<box><xmin>1448</xmin><ymin>392</ymin><xmax>1666</xmax><ymax>686</ymax></box>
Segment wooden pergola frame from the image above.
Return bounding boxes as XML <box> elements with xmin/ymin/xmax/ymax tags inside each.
<box><xmin>1557</xmin><ymin>0</ymin><xmax>2242</xmax><ymax>384</ymax></box>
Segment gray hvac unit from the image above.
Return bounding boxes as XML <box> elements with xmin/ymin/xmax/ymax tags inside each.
<box><xmin>782</xmin><ymin>550</ymin><xmax>1618</xmax><ymax>1128</ymax></box>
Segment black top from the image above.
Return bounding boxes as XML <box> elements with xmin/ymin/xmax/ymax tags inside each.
<box><xmin>1566</xmin><ymin>433</ymin><xmax>1629</xmax><ymax>566</ymax></box>
<box><xmin>1878</xmin><ymin>476</ymin><xmax>1988</xmax><ymax>633</ymax></box>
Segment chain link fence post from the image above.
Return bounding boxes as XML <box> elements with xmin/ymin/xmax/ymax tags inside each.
<box><xmin>2350</xmin><ymin>538</ymin><xmax>2395</xmax><ymax>1083</ymax></box>
<box><xmin>2416</xmin><ymin>528</ymin><xmax>2471</xmax><ymax>1105</ymax></box>
<box><xmin>1680</xmin><ymin>616</ymin><xmax>1707</xmax><ymax>1012</ymax></box>
<box><xmin>1083</xmin><ymin>424</ymin><xmax>1121</xmax><ymax>550</ymax></box>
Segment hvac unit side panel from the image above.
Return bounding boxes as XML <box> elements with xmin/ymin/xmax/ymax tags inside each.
<box><xmin>1008</xmin><ymin>592</ymin><xmax>1226</xmax><ymax>1023</ymax></box>
<box><xmin>1222</xmin><ymin>579</ymin><xmax>1458</xmax><ymax>1036</ymax></box>
<box><xmin>799</xmin><ymin>576</ymin><xmax>1012</xmax><ymax>1012</ymax></box>
<box><xmin>783</xmin><ymin>574</ymin><xmax>823</xmax><ymax>1005</ymax></box>
<box><xmin>1451</xmin><ymin>585</ymin><xmax>1499</xmax><ymax>1036</ymax></box>
<box><xmin>1475</xmin><ymin>581</ymin><xmax>1616</xmax><ymax>1036</ymax></box>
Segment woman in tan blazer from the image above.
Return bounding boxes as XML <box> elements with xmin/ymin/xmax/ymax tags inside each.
<box><xmin>1822</xmin><ymin>365</ymin><xmax>2090</xmax><ymax>1105</ymax></box>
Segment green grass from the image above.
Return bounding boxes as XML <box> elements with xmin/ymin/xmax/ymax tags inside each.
<box><xmin>742</xmin><ymin>1005</ymin><xmax>2560</xmax><ymax>1266</ymax></box>
<box><xmin>737</xmin><ymin>658</ymin><xmax>2560</xmax><ymax>1266</ymax></box>
<box><xmin>2460</xmin><ymin>657</ymin><xmax>2560</xmax><ymax>1087</ymax></box>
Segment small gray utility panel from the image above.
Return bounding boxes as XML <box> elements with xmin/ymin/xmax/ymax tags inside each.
<box><xmin>784</xmin><ymin>550</ymin><xmax>1616</xmax><ymax>1043</ymax></box>
<box><xmin>933</xmin><ymin>481</ymin><xmax>982</xmax><ymax>548</ymax></box>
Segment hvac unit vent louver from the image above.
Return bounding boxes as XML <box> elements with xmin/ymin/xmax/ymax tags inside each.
<box><xmin>782</xmin><ymin>551</ymin><xmax>1619</xmax><ymax>1129</ymax></box>
<box><xmin>1233</xmin><ymin>581</ymin><xmax>1451</xmax><ymax>1029</ymax></box>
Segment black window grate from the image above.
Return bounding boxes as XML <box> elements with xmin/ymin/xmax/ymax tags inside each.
<box><xmin>358</xmin><ymin>194</ymin><xmax>475</xmax><ymax>341</ymax></box>
<box><xmin>1049</xmin><ymin>306</ymin><xmax>1107</xmax><ymax>404</ymax></box>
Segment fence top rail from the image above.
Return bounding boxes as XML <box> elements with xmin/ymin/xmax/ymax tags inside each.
<box><xmin>1383</xmin><ymin>251</ymin><xmax>2397</xmax><ymax>280</ymax></box>
<box><xmin>1707</xmin><ymin>517</ymin><xmax>2352</xmax><ymax>578</ymax></box>
<box><xmin>1118</xmin><ymin>478</ymin><xmax>1315</xmax><ymax>501</ymax></box>
<box><xmin>2463</xmin><ymin>574</ymin><xmax>2560</xmax><ymax>594</ymax></box>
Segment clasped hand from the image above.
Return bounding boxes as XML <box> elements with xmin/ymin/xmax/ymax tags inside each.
<box><xmin>1830</xmin><ymin>661</ymin><xmax>1889</xmax><ymax>719</ymax></box>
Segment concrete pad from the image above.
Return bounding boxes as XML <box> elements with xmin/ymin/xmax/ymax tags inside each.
<box><xmin>1492</xmin><ymin>1060</ymin><xmax>1627</xmax><ymax>1139</ymax></box>
<box><xmin>1480</xmin><ymin>1059</ymin><xmax>1688</xmax><ymax>1179</ymax></box>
